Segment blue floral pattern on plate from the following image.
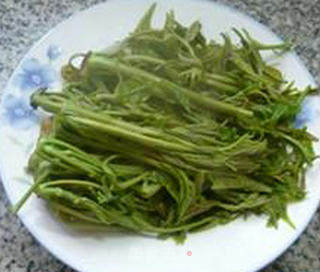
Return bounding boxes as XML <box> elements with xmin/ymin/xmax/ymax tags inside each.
<box><xmin>2</xmin><ymin>94</ymin><xmax>39</xmax><ymax>129</ymax></box>
<box><xmin>47</xmin><ymin>45</ymin><xmax>62</xmax><ymax>61</ymax></box>
<box><xmin>14</xmin><ymin>58</ymin><xmax>57</xmax><ymax>91</ymax></box>
<box><xmin>1</xmin><ymin>45</ymin><xmax>62</xmax><ymax>130</ymax></box>
<box><xmin>295</xmin><ymin>97</ymin><xmax>320</xmax><ymax>129</ymax></box>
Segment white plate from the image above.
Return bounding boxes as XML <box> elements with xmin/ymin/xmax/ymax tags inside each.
<box><xmin>1</xmin><ymin>0</ymin><xmax>319</xmax><ymax>272</ymax></box>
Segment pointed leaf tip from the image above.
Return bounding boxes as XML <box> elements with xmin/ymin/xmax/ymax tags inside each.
<box><xmin>135</xmin><ymin>3</ymin><xmax>157</xmax><ymax>32</ymax></box>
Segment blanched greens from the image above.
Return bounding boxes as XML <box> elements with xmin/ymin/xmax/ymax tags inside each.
<box><xmin>13</xmin><ymin>4</ymin><xmax>317</xmax><ymax>242</ymax></box>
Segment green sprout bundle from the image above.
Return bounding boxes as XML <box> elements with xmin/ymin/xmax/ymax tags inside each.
<box><xmin>13</xmin><ymin>4</ymin><xmax>317</xmax><ymax>242</ymax></box>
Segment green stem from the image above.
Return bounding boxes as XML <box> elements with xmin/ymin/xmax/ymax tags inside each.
<box><xmin>41</xmin><ymin>180</ymin><xmax>103</xmax><ymax>190</ymax></box>
<box><xmin>116</xmin><ymin>172</ymin><xmax>149</xmax><ymax>190</ymax></box>
<box><xmin>67</xmin><ymin>116</ymin><xmax>195</xmax><ymax>153</ymax></box>
<box><xmin>85</xmin><ymin>54</ymin><xmax>254</xmax><ymax>118</ymax></box>
<box><xmin>278</xmin><ymin>132</ymin><xmax>313</xmax><ymax>162</ymax></box>
<box><xmin>11</xmin><ymin>182</ymin><xmax>41</xmax><ymax>214</ymax></box>
<box><xmin>11</xmin><ymin>166</ymin><xmax>51</xmax><ymax>214</ymax></box>
<box><xmin>31</xmin><ymin>92</ymin><xmax>63</xmax><ymax>113</ymax></box>
<box><xmin>204</xmin><ymin>78</ymin><xmax>238</xmax><ymax>93</ymax></box>
<box><xmin>254</xmin><ymin>43</ymin><xmax>291</xmax><ymax>51</ymax></box>
<box><xmin>64</xmin><ymin>104</ymin><xmax>163</xmax><ymax>138</ymax></box>
<box><xmin>50</xmin><ymin>202</ymin><xmax>107</xmax><ymax>225</ymax></box>
<box><xmin>123</xmin><ymin>54</ymin><xmax>165</xmax><ymax>65</ymax></box>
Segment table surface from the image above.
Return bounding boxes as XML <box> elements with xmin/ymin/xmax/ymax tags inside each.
<box><xmin>0</xmin><ymin>0</ymin><xmax>319</xmax><ymax>271</ymax></box>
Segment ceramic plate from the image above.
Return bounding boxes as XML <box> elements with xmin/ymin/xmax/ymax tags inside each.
<box><xmin>1</xmin><ymin>0</ymin><xmax>319</xmax><ymax>272</ymax></box>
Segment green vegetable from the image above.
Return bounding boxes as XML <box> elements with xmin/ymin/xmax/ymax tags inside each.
<box><xmin>13</xmin><ymin>4</ymin><xmax>317</xmax><ymax>243</ymax></box>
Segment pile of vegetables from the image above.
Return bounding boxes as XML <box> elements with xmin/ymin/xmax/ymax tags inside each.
<box><xmin>13</xmin><ymin>4</ymin><xmax>317</xmax><ymax>242</ymax></box>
